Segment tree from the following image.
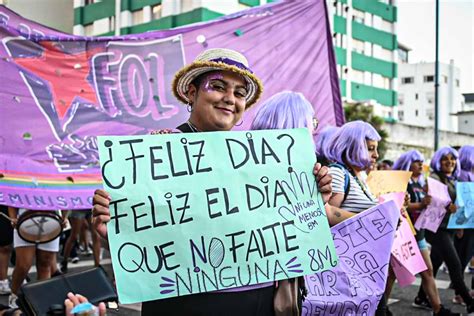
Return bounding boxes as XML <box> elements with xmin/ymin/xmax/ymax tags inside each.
<box><xmin>343</xmin><ymin>102</ymin><xmax>389</xmax><ymax>159</ymax></box>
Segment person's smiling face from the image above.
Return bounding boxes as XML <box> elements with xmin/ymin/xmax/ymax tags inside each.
<box><xmin>186</xmin><ymin>71</ymin><xmax>247</xmax><ymax>131</ymax></box>
<box><xmin>440</xmin><ymin>153</ymin><xmax>456</xmax><ymax>176</ymax></box>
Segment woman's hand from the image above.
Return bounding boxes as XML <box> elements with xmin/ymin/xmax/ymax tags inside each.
<box><xmin>65</xmin><ymin>292</ymin><xmax>106</xmax><ymax>316</ymax></box>
<box><xmin>447</xmin><ymin>203</ymin><xmax>458</xmax><ymax>214</ymax></box>
<box><xmin>10</xmin><ymin>217</ymin><xmax>17</xmax><ymax>229</ymax></box>
<box><xmin>313</xmin><ymin>163</ymin><xmax>332</xmax><ymax>204</ymax></box>
<box><xmin>92</xmin><ymin>189</ymin><xmax>111</xmax><ymax>240</ymax></box>
<box><xmin>421</xmin><ymin>195</ymin><xmax>432</xmax><ymax>207</ymax></box>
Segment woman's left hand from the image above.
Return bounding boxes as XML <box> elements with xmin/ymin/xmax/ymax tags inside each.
<box><xmin>313</xmin><ymin>163</ymin><xmax>332</xmax><ymax>204</ymax></box>
<box><xmin>447</xmin><ymin>203</ymin><xmax>458</xmax><ymax>214</ymax></box>
<box><xmin>65</xmin><ymin>292</ymin><xmax>106</xmax><ymax>316</ymax></box>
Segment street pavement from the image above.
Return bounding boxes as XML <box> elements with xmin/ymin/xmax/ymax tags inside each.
<box><xmin>0</xmin><ymin>253</ymin><xmax>472</xmax><ymax>315</ymax></box>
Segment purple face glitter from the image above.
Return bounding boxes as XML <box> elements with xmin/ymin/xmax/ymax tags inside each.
<box><xmin>202</xmin><ymin>73</ymin><xmax>224</xmax><ymax>92</ymax></box>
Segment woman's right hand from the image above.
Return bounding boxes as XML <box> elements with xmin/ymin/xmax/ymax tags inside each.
<box><xmin>92</xmin><ymin>189</ymin><xmax>111</xmax><ymax>240</ymax></box>
<box><xmin>421</xmin><ymin>195</ymin><xmax>432</xmax><ymax>207</ymax></box>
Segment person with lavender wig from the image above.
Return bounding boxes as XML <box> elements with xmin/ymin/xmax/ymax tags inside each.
<box><xmin>250</xmin><ymin>91</ymin><xmax>354</xmax><ymax>226</ymax></box>
<box><xmin>393</xmin><ymin>150</ymin><xmax>454</xmax><ymax>315</ymax></box>
<box><xmin>452</xmin><ymin>145</ymin><xmax>474</xmax><ymax>305</ymax></box>
<box><xmin>325</xmin><ymin>121</ymin><xmax>392</xmax><ymax>315</ymax></box>
<box><xmin>415</xmin><ymin>147</ymin><xmax>474</xmax><ymax>315</ymax></box>
<box><xmin>315</xmin><ymin>126</ymin><xmax>339</xmax><ymax>166</ymax></box>
<box><xmin>326</xmin><ymin>121</ymin><xmax>380</xmax><ymax>212</ymax></box>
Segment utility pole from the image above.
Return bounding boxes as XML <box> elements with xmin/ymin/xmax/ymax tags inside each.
<box><xmin>434</xmin><ymin>0</ymin><xmax>440</xmax><ymax>150</ymax></box>
<box><xmin>115</xmin><ymin>0</ymin><xmax>121</xmax><ymax>36</ymax></box>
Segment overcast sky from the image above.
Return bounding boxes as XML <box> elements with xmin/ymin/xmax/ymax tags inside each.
<box><xmin>397</xmin><ymin>0</ymin><xmax>474</xmax><ymax>93</ymax></box>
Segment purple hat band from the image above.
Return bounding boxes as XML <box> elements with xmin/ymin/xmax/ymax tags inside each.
<box><xmin>208</xmin><ymin>57</ymin><xmax>253</xmax><ymax>74</ymax></box>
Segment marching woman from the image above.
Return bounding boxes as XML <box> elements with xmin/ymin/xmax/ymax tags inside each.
<box><xmin>452</xmin><ymin>145</ymin><xmax>474</xmax><ymax>305</ymax></box>
<box><xmin>393</xmin><ymin>150</ymin><xmax>454</xmax><ymax>315</ymax></box>
<box><xmin>7</xmin><ymin>208</ymin><xmax>66</xmax><ymax>308</ymax></box>
<box><xmin>416</xmin><ymin>147</ymin><xmax>474</xmax><ymax>314</ymax></box>
<box><xmin>325</xmin><ymin>120</ymin><xmax>394</xmax><ymax>315</ymax></box>
<box><xmin>92</xmin><ymin>48</ymin><xmax>333</xmax><ymax>316</ymax></box>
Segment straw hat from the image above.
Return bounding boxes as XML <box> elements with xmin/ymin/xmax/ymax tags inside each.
<box><xmin>172</xmin><ymin>48</ymin><xmax>263</xmax><ymax>108</ymax></box>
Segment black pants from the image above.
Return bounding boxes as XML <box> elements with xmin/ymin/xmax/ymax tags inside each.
<box><xmin>141</xmin><ymin>286</ymin><xmax>275</xmax><ymax>316</ymax></box>
<box><xmin>454</xmin><ymin>229</ymin><xmax>474</xmax><ymax>294</ymax></box>
<box><xmin>417</xmin><ymin>229</ymin><xmax>473</xmax><ymax>306</ymax></box>
<box><xmin>375</xmin><ymin>293</ymin><xmax>387</xmax><ymax>316</ymax></box>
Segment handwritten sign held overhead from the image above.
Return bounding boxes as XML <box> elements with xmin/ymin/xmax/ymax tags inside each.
<box><xmin>98</xmin><ymin>129</ymin><xmax>337</xmax><ymax>304</ymax></box>
<box><xmin>303</xmin><ymin>201</ymin><xmax>399</xmax><ymax>315</ymax></box>
<box><xmin>366</xmin><ymin>171</ymin><xmax>412</xmax><ymax>198</ymax></box>
<box><xmin>448</xmin><ymin>182</ymin><xmax>474</xmax><ymax>229</ymax></box>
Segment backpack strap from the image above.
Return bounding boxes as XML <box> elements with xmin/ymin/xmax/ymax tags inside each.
<box><xmin>329</xmin><ymin>163</ymin><xmax>351</xmax><ymax>203</ymax></box>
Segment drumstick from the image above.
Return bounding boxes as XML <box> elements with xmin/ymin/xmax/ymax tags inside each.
<box><xmin>0</xmin><ymin>212</ymin><xmax>14</xmax><ymax>222</ymax></box>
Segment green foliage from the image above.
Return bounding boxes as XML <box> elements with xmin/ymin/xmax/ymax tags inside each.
<box><xmin>343</xmin><ymin>102</ymin><xmax>389</xmax><ymax>159</ymax></box>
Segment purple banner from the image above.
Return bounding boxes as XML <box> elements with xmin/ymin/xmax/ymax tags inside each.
<box><xmin>0</xmin><ymin>1</ymin><xmax>343</xmax><ymax>210</ymax></box>
<box><xmin>303</xmin><ymin>201</ymin><xmax>399</xmax><ymax>315</ymax></box>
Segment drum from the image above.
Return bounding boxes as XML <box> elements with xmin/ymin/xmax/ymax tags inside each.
<box><xmin>17</xmin><ymin>211</ymin><xmax>63</xmax><ymax>244</ymax></box>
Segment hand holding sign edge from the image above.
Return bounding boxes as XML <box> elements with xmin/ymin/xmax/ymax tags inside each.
<box><xmin>92</xmin><ymin>189</ymin><xmax>111</xmax><ymax>240</ymax></box>
<box><xmin>314</xmin><ymin>163</ymin><xmax>332</xmax><ymax>204</ymax></box>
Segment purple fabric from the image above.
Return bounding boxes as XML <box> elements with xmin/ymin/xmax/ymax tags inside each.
<box><xmin>0</xmin><ymin>0</ymin><xmax>343</xmax><ymax>210</ymax></box>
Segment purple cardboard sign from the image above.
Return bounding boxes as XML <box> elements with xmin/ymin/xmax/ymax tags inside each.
<box><xmin>414</xmin><ymin>178</ymin><xmax>450</xmax><ymax>233</ymax></box>
<box><xmin>0</xmin><ymin>1</ymin><xmax>343</xmax><ymax>210</ymax></box>
<box><xmin>303</xmin><ymin>200</ymin><xmax>399</xmax><ymax>315</ymax></box>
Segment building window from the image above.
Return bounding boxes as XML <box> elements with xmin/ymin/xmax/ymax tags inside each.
<box><xmin>398</xmin><ymin>94</ymin><xmax>404</xmax><ymax>105</ymax></box>
<box><xmin>352</xmin><ymin>39</ymin><xmax>365</xmax><ymax>54</ymax></box>
<box><xmin>456</xmin><ymin>79</ymin><xmax>460</xmax><ymax>87</ymax></box>
<box><xmin>152</xmin><ymin>4</ymin><xmax>162</xmax><ymax>20</ymax></box>
<box><xmin>352</xmin><ymin>9</ymin><xmax>365</xmax><ymax>24</ymax></box>
<box><xmin>415</xmin><ymin>93</ymin><xmax>418</xmax><ymax>100</ymax></box>
<box><xmin>415</xmin><ymin>110</ymin><xmax>418</xmax><ymax>116</ymax></box>
<box><xmin>401</xmin><ymin>77</ymin><xmax>414</xmax><ymax>84</ymax></box>
<box><xmin>442</xmin><ymin>75</ymin><xmax>448</xmax><ymax>83</ymax></box>
<box><xmin>424</xmin><ymin>75</ymin><xmax>434</xmax><ymax>82</ymax></box>
<box><xmin>398</xmin><ymin>110</ymin><xmax>404</xmax><ymax>121</ymax></box>
<box><xmin>426</xmin><ymin>92</ymin><xmax>434</xmax><ymax>104</ymax></box>
<box><xmin>84</xmin><ymin>23</ymin><xmax>94</xmax><ymax>36</ymax></box>
<box><xmin>132</xmin><ymin>9</ymin><xmax>144</xmax><ymax>25</ymax></box>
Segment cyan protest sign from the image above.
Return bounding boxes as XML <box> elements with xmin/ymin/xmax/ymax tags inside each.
<box><xmin>98</xmin><ymin>129</ymin><xmax>337</xmax><ymax>304</ymax></box>
<box><xmin>303</xmin><ymin>200</ymin><xmax>399</xmax><ymax>315</ymax></box>
<box><xmin>448</xmin><ymin>182</ymin><xmax>474</xmax><ymax>229</ymax></box>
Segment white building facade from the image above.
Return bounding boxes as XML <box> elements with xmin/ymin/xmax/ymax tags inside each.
<box><xmin>397</xmin><ymin>60</ymin><xmax>463</xmax><ymax>132</ymax></box>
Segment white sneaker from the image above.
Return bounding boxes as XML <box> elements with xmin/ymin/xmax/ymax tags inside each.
<box><xmin>8</xmin><ymin>293</ymin><xmax>18</xmax><ymax>308</ymax></box>
<box><xmin>0</xmin><ymin>279</ymin><xmax>11</xmax><ymax>295</ymax></box>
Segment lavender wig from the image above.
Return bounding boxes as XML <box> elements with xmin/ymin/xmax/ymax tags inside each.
<box><xmin>250</xmin><ymin>91</ymin><xmax>314</xmax><ymax>130</ymax></box>
<box><xmin>392</xmin><ymin>150</ymin><xmax>425</xmax><ymax>171</ymax></box>
<box><xmin>315</xmin><ymin>126</ymin><xmax>339</xmax><ymax>160</ymax></box>
<box><xmin>327</xmin><ymin>120</ymin><xmax>381</xmax><ymax>169</ymax></box>
<box><xmin>459</xmin><ymin>145</ymin><xmax>474</xmax><ymax>172</ymax></box>
<box><xmin>430</xmin><ymin>146</ymin><xmax>460</xmax><ymax>178</ymax></box>
<box><xmin>458</xmin><ymin>145</ymin><xmax>474</xmax><ymax>181</ymax></box>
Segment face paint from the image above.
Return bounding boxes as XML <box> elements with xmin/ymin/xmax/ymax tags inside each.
<box><xmin>202</xmin><ymin>73</ymin><xmax>224</xmax><ymax>92</ymax></box>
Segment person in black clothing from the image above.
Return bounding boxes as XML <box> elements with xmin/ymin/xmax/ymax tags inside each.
<box><xmin>393</xmin><ymin>150</ymin><xmax>456</xmax><ymax>315</ymax></box>
<box><xmin>415</xmin><ymin>147</ymin><xmax>474</xmax><ymax>315</ymax></box>
<box><xmin>92</xmin><ymin>48</ymin><xmax>334</xmax><ymax>316</ymax></box>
